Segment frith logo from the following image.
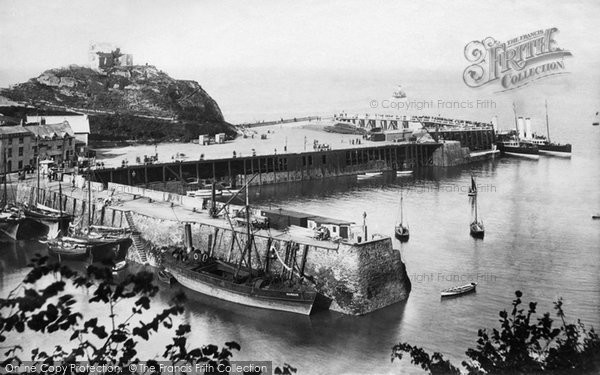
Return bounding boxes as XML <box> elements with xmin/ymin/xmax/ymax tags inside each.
<box><xmin>463</xmin><ymin>28</ymin><xmax>572</xmax><ymax>92</ymax></box>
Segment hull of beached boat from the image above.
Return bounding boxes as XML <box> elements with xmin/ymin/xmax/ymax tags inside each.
<box><xmin>165</xmin><ymin>260</ymin><xmax>317</xmax><ymax>315</ymax></box>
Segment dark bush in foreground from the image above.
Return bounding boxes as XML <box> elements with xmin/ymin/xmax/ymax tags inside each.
<box><xmin>392</xmin><ymin>291</ymin><xmax>600</xmax><ymax>374</ymax></box>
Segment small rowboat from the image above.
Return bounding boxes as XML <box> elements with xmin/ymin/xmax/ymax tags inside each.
<box><xmin>441</xmin><ymin>282</ymin><xmax>477</xmax><ymax>297</ymax></box>
<box><xmin>592</xmin><ymin>214</ymin><xmax>600</xmax><ymax>219</ymax></box>
<box><xmin>357</xmin><ymin>172</ymin><xmax>383</xmax><ymax>180</ymax></box>
<box><xmin>396</xmin><ymin>170</ymin><xmax>413</xmax><ymax>176</ymax></box>
<box><xmin>112</xmin><ymin>260</ymin><xmax>128</xmax><ymax>273</ymax></box>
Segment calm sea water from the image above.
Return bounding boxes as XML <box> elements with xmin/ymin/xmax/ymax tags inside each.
<box><xmin>1</xmin><ymin>71</ymin><xmax>599</xmax><ymax>374</ymax></box>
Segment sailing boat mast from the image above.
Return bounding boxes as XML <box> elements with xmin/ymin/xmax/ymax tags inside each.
<box><xmin>245</xmin><ymin>178</ymin><xmax>252</xmax><ymax>276</ymax></box>
<box><xmin>2</xmin><ymin>147</ymin><xmax>7</xmax><ymax>207</ymax></box>
<box><xmin>545</xmin><ymin>100</ymin><xmax>551</xmax><ymax>143</ymax></box>
<box><xmin>36</xmin><ymin>136</ymin><xmax>40</xmax><ymax>205</ymax></box>
<box><xmin>58</xmin><ymin>182</ymin><xmax>63</xmax><ymax>216</ymax></box>
<box><xmin>400</xmin><ymin>191</ymin><xmax>404</xmax><ymax>225</ymax></box>
<box><xmin>87</xmin><ymin>166</ymin><xmax>92</xmax><ymax>230</ymax></box>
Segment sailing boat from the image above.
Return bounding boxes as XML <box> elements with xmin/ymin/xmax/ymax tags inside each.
<box><xmin>469</xmin><ymin>180</ymin><xmax>484</xmax><ymax>239</ymax></box>
<box><xmin>47</xmin><ymin>168</ymin><xmax>130</xmax><ymax>261</ymax></box>
<box><xmin>0</xmin><ymin>149</ymin><xmax>25</xmax><ymax>239</ymax></box>
<box><xmin>163</xmin><ymin>175</ymin><xmax>318</xmax><ymax>315</ymax></box>
<box><xmin>23</xmin><ymin>153</ymin><xmax>73</xmax><ymax>238</ymax></box>
<box><xmin>468</xmin><ymin>175</ymin><xmax>477</xmax><ymax>197</ymax></box>
<box><xmin>528</xmin><ymin>101</ymin><xmax>572</xmax><ymax>157</ymax></box>
<box><xmin>593</xmin><ymin>111</ymin><xmax>599</xmax><ymax>126</ymax></box>
<box><xmin>394</xmin><ymin>190</ymin><xmax>409</xmax><ymax>242</ymax></box>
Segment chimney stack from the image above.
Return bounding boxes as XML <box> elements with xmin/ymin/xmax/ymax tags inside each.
<box><xmin>517</xmin><ymin>117</ymin><xmax>525</xmax><ymax>139</ymax></box>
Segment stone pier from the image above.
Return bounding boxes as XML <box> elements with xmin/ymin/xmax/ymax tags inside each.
<box><xmin>16</xmin><ymin>181</ymin><xmax>411</xmax><ymax>316</ymax></box>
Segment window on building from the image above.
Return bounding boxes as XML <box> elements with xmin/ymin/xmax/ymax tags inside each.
<box><xmin>18</xmin><ymin>161</ymin><xmax>23</xmax><ymax>169</ymax></box>
<box><xmin>8</xmin><ymin>138</ymin><xmax>12</xmax><ymax>145</ymax></box>
<box><xmin>7</xmin><ymin>148</ymin><xmax>12</xmax><ymax>156</ymax></box>
<box><xmin>7</xmin><ymin>160</ymin><xmax>11</xmax><ymax>172</ymax></box>
<box><xmin>333</xmin><ymin>226</ymin><xmax>337</xmax><ymax>233</ymax></box>
<box><xmin>308</xmin><ymin>155</ymin><xmax>313</xmax><ymax>165</ymax></box>
<box><xmin>322</xmin><ymin>155</ymin><xmax>327</xmax><ymax>164</ymax></box>
<box><xmin>19</xmin><ymin>137</ymin><xmax>23</xmax><ymax>144</ymax></box>
<box><xmin>18</xmin><ymin>147</ymin><xmax>23</xmax><ymax>156</ymax></box>
<box><xmin>69</xmin><ymin>138</ymin><xmax>72</xmax><ymax>146</ymax></box>
<box><xmin>57</xmin><ymin>145</ymin><xmax>62</xmax><ymax>151</ymax></box>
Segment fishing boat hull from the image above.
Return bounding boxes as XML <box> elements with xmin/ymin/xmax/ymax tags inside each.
<box><xmin>166</xmin><ymin>261</ymin><xmax>317</xmax><ymax>315</ymax></box>
<box><xmin>23</xmin><ymin>208</ymin><xmax>72</xmax><ymax>239</ymax></box>
<box><xmin>48</xmin><ymin>236</ymin><xmax>130</xmax><ymax>261</ymax></box>
<box><xmin>441</xmin><ymin>282</ymin><xmax>477</xmax><ymax>297</ymax></box>
<box><xmin>396</xmin><ymin>170</ymin><xmax>413</xmax><ymax>176</ymax></box>
<box><xmin>0</xmin><ymin>219</ymin><xmax>21</xmax><ymax>240</ymax></box>
<box><xmin>394</xmin><ymin>226</ymin><xmax>409</xmax><ymax>242</ymax></box>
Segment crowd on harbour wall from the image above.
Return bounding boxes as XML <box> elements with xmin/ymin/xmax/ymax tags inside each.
<box><xmin>14</xmin><ymin>181</ymin><xmax>412</xmax><ymax>316</ymax></box>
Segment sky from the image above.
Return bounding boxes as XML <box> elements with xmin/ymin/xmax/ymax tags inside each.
<box><xmin>1</xmin><ymin>0</ymin><xmax>600</xmax><ymax>122</ymax></box>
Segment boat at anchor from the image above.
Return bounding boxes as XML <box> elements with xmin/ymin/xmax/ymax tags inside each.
<box><xmin>441</xmin><ymin>282</ymin><xmax>477</xmax><ymax>297</ymax></box>
<box><xmin>469</xmin><ymin>178</ymin><xmax>484</xmax><ymax>239</ymax></box>
<box><xmin>164</xmin><ymin>175</ymin><xmax>317</xmax><ymax>315</ymax></box>
<box><xmin>394</xmin><ymin>190</ymin><xmax>409</xmax><ymax>242</ymax></box>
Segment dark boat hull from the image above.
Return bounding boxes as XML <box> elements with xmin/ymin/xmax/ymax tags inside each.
<box><xmin>0</xmin><ymin>219</ymin><xmax>21</xmax><ymax>240</ymax></box>
<box><xmin>166</xmin><ymin>261</ymin><xmax>317</xmax><ymax>315</ymax></box>
<box><xmin>538</xmin><ymin>143</ymin><xmax>572</xmax><ymax>156</ymax></box>
<box><xmin>395</xmin><ymin>227</ymin><xmax>409</xmax><ymax>242</ymax></box>
<box><xmin>470</xmin><ymin>222</ymin><xmax>485</xmax><ymax>239</ymax></box>
<box><xmin>48</xmin><ymin>237</ymin><xmax>130</xmax><ymax>261</ymax></box>
<box><xmin>497</xmin><ymin>143</ymin><xmax>540</xmax><ymax>159</ymax></box>
<box><xmin>23</xmin><ymin>209</ymin><xmax>73</xmax><ymax>239</ymax></box>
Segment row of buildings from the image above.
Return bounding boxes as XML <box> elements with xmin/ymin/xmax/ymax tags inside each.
<box><xmin>0</xmin><ymin>113</ymin><xmax>90</xmax><ymax>173</ymax></box>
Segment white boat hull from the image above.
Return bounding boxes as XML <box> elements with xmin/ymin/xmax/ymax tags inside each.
<box><xmin>539</xmin><ymin>150</ymin><xmax>571</xmax><ymax>157</ymax></box>
<box><xmin>504</xmin><ymin>152</ymin><xmax>539</xmax><ymax>159</ymax></box>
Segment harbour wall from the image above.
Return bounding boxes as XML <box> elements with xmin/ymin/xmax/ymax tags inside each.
<box><xmin>91</xmin><ymin>143</ymin><xmax>443</xmax><ymax>189</ymax></box>
<box><xmin>15</xmin><ymin>182</ymin><xmax>412</xmax><ymax>316</ymax></box>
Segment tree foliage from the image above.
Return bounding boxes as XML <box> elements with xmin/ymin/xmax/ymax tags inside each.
<box><xmin>392</xmin><ymin>291</ymin><xmax>600</xmax><ymax>374</ymax></box>
<box><xmin>0</xmin><ymin>255</ymin><xmax>294</xmax><ymax>374</ymax></box>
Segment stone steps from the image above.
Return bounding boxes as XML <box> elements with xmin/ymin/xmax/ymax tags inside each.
<box><xmin>124</xmin><ymin>211</ymin><xmax>148</xmax><ymax>263</ymax></box>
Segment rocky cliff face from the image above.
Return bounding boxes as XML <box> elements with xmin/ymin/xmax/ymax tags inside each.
<box><xmin>1</xmin><ymin>65</ymin><xmax>235</xmax><ymax>142</ymax></box>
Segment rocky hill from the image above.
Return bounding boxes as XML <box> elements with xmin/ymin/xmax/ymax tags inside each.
<box><xmin>1</xmin><ymin>65</ymin><xmax>236</xmax><ymax>142</ymax></box>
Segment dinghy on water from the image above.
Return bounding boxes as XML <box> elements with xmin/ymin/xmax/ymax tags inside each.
<box><xmin>441</xmin><ymin>282</ymin><xmax>477</xmax><ymax>297</ymax></box>
<box><xmin>357</xmin><ymin>172</ymin><xmax>383</xmax><ymax>180</ymax></box>
<box><xmin>394</xmin><ymin>189</ymin><xmax>409</xmax><ymax>242</ymax></box>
